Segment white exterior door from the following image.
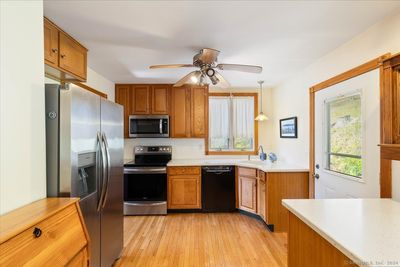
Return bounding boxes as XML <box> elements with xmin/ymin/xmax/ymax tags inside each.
<box><xmin>314</xmin><ymin>69</ymin><xmax>380</xmax><ymax>198</ymax></box>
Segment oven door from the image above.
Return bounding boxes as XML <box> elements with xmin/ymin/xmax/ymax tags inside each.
<box><xmin>124</xmin><ymin>167</ymin><xmax>167</xmax><ymax>201</ymax></box>
<box><xmin>129</xmin><ymin>115</ymin><xmax>169</xmax><ymax>138</ymax></box>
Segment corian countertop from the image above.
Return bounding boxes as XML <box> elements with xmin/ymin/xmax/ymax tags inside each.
<box><xmin>282</xmin><ymin>198</ymin><xmax>400</xmax><ymax>267</ymax></box>
<box><xmin>166</xmin><ymin>158</ymin><xmax>309</xmax><ymax>172</ymax></box>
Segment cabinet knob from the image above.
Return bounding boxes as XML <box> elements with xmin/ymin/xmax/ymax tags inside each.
<box><xmin>52</xmin><ymin>48</ymin><xmax>58</xmax><ymax>53</ymax></box>
<box><xmin>33</xmin><ymin>227</ymin><xmax>42</xmax><ymax>238</ymax></box>
<box><xmin>60</xmin><ymin>54</ymin><xmax>66</xmax><ymax>58</ymax></box>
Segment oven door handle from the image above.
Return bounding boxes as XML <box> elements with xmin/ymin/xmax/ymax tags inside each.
<box><xmin>124</xmin><ymin>167</ymin><xmax>167</xmax><ymax>174</ymax></box>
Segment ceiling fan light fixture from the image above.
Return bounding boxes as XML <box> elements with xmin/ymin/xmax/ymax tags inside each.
<box><xmin>209</xmin><ymin>75</ymin><xmax>219</xmax><ymax>85</ymax></box>
<box><xmin>205</xmin><ymin>68</ymin><xmax>215</xmax><ymax>77</ymax></box>
<box><xmin>190</xmin><ymin>71</ymin><xmax>202</xmax><ymax>84</ymax></box>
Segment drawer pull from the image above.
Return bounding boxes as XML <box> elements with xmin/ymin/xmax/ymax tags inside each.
<box><xmin>33</xmin><ymin>227</ymin><xmax>42</xmax><ymax>238</ymax></box>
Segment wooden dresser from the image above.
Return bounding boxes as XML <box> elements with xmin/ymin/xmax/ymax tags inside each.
<box><xmin>0</xmin><ymin>198</ymin><xmax>90</xmax><ymax>266</ymax></box>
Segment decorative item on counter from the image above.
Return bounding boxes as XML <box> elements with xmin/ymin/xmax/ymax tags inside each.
<box><xmin>268</xmin><ymin>152</ymin><xmax>277</xmax><ymax>163</ymax></box>
<box><xmin>258</xmin><ymin>145</ymin><xmax>267</xmax><ymax>161</ymax></box>
<box><xmin>280</xmin><ymin>116</ymin><xmax>297</xmax><ymax>138</ymax></box>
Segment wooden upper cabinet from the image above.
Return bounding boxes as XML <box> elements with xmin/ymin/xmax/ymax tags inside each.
<box><xmin>115</xmin><ymin>85</ymin><xmax>131</xmax><ymax>138</ymax></box>
<box><xmin>131</xmin><ymin>85</ymin><xmax>151</xmax><ymax>114</ymax></box>
<box><xmin>171</xmin><ymin>86</ymin><xmax>191</xmax><ymax>138</ymax></box>
<box><xmin>59</xmin><ymin>32</ymin><xmax>87</xmax><ymax>80</ymax></box>
<box><xmin>44</xmin><ymin>17</ymin><xmax>87</xmax><ymax>81</ymax></box>
<box><xmin>44</xmin><ymin>19</ymin><xmax>58</xmax><ymax>67</ymax></box>
<box><xmin>191</xmin><ymin>86</ymin><xmax>208</xmax><ymax>138</ymax></box>
<box><xmin>152</xmin><ymin>85</ymin><xmax>170</xmax><ymax>114</ymax></box>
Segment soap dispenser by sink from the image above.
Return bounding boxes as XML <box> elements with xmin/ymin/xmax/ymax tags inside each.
<box><xmin>258</xmin><ymin>146</ymin><xmax>267</xmax><ymax>161</ymax></box>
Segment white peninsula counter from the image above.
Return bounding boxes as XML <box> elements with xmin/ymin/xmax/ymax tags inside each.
<box><xmin>282</xmin><ymin>198</ymin><xmax>400</xmax><ymax>267</ymax></box>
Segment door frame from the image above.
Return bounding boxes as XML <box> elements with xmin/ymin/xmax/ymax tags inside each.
<box><xmin>308</xmin><ymin>53</ymin><xmax>391</xmax><ymax>198</ymax></box>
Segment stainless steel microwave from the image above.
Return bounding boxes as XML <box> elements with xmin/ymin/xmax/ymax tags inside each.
<box><xmin>129</xmin><ymin>115</ymin><xmax>169</xmax><ymax>138</ymax></box>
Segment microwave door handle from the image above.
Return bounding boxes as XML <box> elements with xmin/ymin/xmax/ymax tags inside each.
<box><xmin>159</xmin><ymin>119</ymin><xmax>163</xmax><ymax>134</ymax></box>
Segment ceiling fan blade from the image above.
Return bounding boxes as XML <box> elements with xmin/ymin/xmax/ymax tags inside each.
<box><xmin>149</xmin><ymin>64</ymin><xmax>195</xmax><ymax>69</ymax></box>
<box><xmin>214</xmin><ymin>71</ymin><xmax>231</xmax><ymax>88</ymax></box>
<box><xmin>216</xmin><ymin>64</ymin><xmax>262</xmax><ymax>73</ymax></box>
<box><xmin>194</xmin><ymin>48</ymin><xmax>220</xmax><ymax>65</ymax></box>
<box><xmin>173</xmin><ymin>71</ymin><xmax>199</xmax><ymax>87</ymax></box>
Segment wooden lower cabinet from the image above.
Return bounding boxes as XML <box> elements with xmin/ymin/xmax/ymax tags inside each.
<box><xmin>238</xmin><ymin>167</ymin><xmax>257</xmax><ymax>213</ymax></box>
<box><xmin>257</xmin><ymin>171</ymin><xmax>266</xmax><ymax>221</ymax></box>
<box><xmin>237</xmin><ymin>167</ymin><xmax>309</xmax><ymax>232</ymax></box>
<box><xmin>288</xmin><ymin>212</ymin><xmax>357</xmax><ymax>267</ymax></box>
<box><xmin>265</xmin><ymin>172</ymin><xmax>309</xmax><ymax>232</ymax></box>
<box><xmin>0</xmin><ymin>198</ymin><xmax>90</xmax><ymax>267</ymax></box>
<box><xmin>167</xmin><ymin>167</ymin><xmax>201</xmax><ymax>209</ymax></box>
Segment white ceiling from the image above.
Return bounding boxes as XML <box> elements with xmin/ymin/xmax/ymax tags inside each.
<box><xmin>44</xmin><ymin>1</ymin><xmax>400</xmax><ymax>88</ymax></box>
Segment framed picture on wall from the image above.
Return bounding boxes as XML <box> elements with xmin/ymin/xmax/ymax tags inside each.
<box><xmin>280</xmin><ymin>117</ymin><xmax>298</xmax><ymax>138</ymax></box>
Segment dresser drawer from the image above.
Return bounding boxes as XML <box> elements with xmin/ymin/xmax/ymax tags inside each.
<box><xmin>168</xmin><ymin>166</ymin><xmax>201</xmax><ymax>175</ymax></box>
<box><xmin>0</xmin><ymin>204</ymin><xmax>87</xmax><ymax>266</ymax></box>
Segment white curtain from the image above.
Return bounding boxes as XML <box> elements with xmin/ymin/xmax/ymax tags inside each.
<box><xmin>209</xmin><ymin>97</ymin><xmax>230</xmax><ymax>140</ymax></box>
<box><xmin>232</xmin><ymin>97</ymin><xmax>254</xmax><ymax>139</ymax></box>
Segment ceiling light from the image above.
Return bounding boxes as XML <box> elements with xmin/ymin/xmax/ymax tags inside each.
<box><xmin>190</xmin><ymin>71</ymin><xmax>202</xmax><ymax>84</ymax></box>
<box><xmin>209</xmin><ymin>75</ymin><xmax>219</xmax><ymax>85</ymax></box>
<box><xmin>205</xmin><ymin>68</ymin><xmax>215</xmax><ymax>77</ymax></box>
<box><xmin>255</xmin><ymin>80</ymin><xmax>269</xmax><ymax>121</ymax></box>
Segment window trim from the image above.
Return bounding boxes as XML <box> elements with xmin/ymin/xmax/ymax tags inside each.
<box><xmin>206</xmin><ymin>92</ymin><xmax>259</xmax><ymax>155</ymax></box>
<box><xmin>323</xmin><ymin>90</ymin><xmax>364</xmax><ymax>180</ymax></box>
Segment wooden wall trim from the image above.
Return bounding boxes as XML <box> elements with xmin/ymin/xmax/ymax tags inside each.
<box><xmin>72</xmin><ymin>82</ymin><xmax>108</xmax><ymax>99</ymax></box>
<box><xmin>309</xmin><ymin>54</ymin><xmax>391</xmax><ymax>199</ymax></box>
<box><xmin>310</xmin><ymin>53</ymin><xmax>391</xmax><ymax>93</ymax></box>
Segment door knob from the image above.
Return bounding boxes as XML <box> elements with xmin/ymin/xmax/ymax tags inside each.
<box><xmin>315</xmin><ymin>164</ymin><xmax>320</xmax><ymax>169</ymax></box>
<box><xmin>314</xmin><ymin>174</ymin><xmax>320</xmax><ymax>179</ymax></box>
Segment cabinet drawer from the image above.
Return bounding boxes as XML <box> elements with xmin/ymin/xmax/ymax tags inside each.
<box><xmin>238</xmin><ymin>167</ymin><xmax>257</xmax><ymax>178</ymax></box>
<box><xmin>0</xmin><ymin>204</ymin><xmax>87</xmax><ymax>266</ymax></box>
<box><xmin>168</xmin><ymin>166</ymin><xmax>201</xmax><ymax>176</ymax></box>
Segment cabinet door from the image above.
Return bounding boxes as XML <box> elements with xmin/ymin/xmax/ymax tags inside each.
<box><xmin>59</xmin><ymin>31</ymin><xmax>87</xmax><ymax>80</ymax></box>
<box><xmin>170</xmin><ymin>86</ymin><xmax>191</xmax><ymax>137</ymax></box>
<box><xmin>168</xmin><ymin>175</ymin><xmax>201</xmax><ymax>209</ymax></box>
<box><xmin>44</xmin><ymin>18</ymin><xmax>59</xmax><ymax>67</ymax></box>
<box><xmin>115</xmin><ymin>85</ymin><xmax>131</xmax><ymax>138</ymax></box>
<box><xmin>191</xmin><ymin>86</ymin><xmax>208</xmax><ymax>138</ymax></box>
<box><xmin>239</xmin><ymin>176</ymin><xmax>257</xmax><ymax>213</ymax></box>
<box><xmin>257</xmin><ymin>171</ymin><xmax>266</xmax><ymax>221</ymax></box>
<box><xmin>151</xmin><ymin>85</ymin><xmax>170</xmax><ymax>114</ymax></box>
<box><xmin>131</xmin><ymin>85</ymin><xmax>151</xmax><ymax>114</ymax></box>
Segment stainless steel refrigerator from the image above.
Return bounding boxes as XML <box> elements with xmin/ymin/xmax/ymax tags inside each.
<box><xmin>45</xmin><ymin>83</ymin><xmax>123</xmax><ymax>267</ymax></box>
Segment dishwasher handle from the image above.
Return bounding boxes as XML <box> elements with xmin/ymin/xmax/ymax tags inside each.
<box><xmin>202</xmin><ymin>166</ymin><xmax>233</xmax><ymax>174</ymax></box>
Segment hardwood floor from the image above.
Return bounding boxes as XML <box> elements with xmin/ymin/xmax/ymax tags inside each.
<box><xmin>115</xmin><ymin>213</ymin><xmax>287</xmax><ymax>267</ymax></box>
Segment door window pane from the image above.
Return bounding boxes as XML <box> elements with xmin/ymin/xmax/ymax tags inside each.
<box><xmin>325</xmin><ymin>94</ymin><xmax>362</xmax><ymax>178</ymax></box>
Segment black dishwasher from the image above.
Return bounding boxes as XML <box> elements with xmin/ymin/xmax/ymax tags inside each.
<box><xmin>202</xmin><ymin>166</ymin><xmax>236</xmax><ymax>212</ymax></box>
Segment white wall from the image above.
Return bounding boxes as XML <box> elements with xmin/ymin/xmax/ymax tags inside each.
<box><xmin>0</xmin><ymin>1</ymin><xmax>46</xmax><ymax>214</ymax></box>
<box><xmin>271</xmin><ymin>12</ymin><xmax>400</xmax><ymax>199</ymax></box>
<box><xmin>84</xmin><ymin>67</ymin><xmax>115</xmax><ymax>102</ymax></box>
<box><xmin>124</xmin><ymin>87</ymin><xmax>274</xmax><ymax>160</ymax></box>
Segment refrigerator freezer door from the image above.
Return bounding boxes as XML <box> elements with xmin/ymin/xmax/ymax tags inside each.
<box><xmin>69</xmin><ymin>84</ymin><xmax>102</xmax><ymax>267</ymax></box>
<box><xmin>100</xmin><ymin>99</ymin><xmax>124</xmax><ymax>267</ymax></box>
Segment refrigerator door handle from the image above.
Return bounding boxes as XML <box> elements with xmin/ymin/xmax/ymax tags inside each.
<box><xmin>97</xmin><ymin>132</ymin><xmax>107</xmax><ymax>211</ymax></box>
<box><xmin>101</xmin><ymin>132</ymin><xmax>111</xmax><ymax>208</ymax></box>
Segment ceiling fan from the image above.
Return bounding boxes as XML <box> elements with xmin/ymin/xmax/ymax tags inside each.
<box><xmin>149</xmin><ymin>48</ymin><xmax>262</xmax><ymax>88</ymax></box>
